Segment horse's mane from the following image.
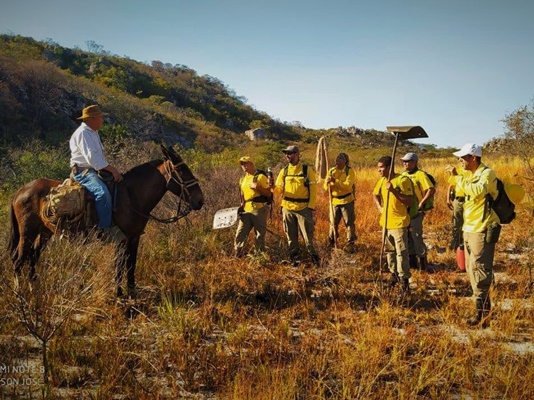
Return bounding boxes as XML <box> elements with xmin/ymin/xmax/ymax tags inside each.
<box><xmin>122</xmin><ymin>159</ymin><xmax>164</xmax><ymax>180</ymax></box>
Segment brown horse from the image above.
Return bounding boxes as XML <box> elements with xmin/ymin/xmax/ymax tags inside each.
<box><xmin>8</xmin><ymin>145</ymin><xmax>204</xmax><ymax>297</ymax></box>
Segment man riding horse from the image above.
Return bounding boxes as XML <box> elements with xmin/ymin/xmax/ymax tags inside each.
<box><xmin>69</xmin><ymin>105</ymin><xmax>124</xmax><ymax>240</ymax></box>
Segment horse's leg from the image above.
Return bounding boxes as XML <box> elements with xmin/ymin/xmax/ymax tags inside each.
<box><xmin>125</xmin><ymin>237</ymin><xmax>140</xmax><ymax>297</ymax></box>
<box><xmin>14</xmin><ymin>229</ymin><xmax>39</xmax><ymax>277</ymax></box>
<box><xmin>115</xmin><ymin>242</ymin><xmax>127</xmax><ymax>298</ymax></box>
<box><xmin>28</xmin><ymin>234</ymin><xmax>49</xmax><ymax>280</ymax></box>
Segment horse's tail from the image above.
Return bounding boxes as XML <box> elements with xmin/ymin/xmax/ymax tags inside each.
<box><xmin>7</xmin><ymin>202</ymin><xmax>20</xmax><ymax>262</ymax></box>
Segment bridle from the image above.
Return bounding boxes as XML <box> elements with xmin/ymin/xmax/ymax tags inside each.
<box><xmin>132</xmin><ymin>159</ymin><xmax>200</xmax><ymax>224</ymax></box>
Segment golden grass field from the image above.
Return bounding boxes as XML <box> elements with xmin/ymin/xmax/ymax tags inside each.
<box><xmin>1</xmin><ymin>147</ymin><xmax>533</xmax><ymax>399</ymax></box>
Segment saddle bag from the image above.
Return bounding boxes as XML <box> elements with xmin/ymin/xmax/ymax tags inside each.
<box><xmin>43</xmin><ymin>178</ymin><xmax>86</xmax><ymax>223</ymax></box>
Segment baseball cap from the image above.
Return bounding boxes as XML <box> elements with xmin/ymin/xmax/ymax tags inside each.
<box><xmin>239</xmin><ymin>156</ymin><xmax>253</xmax><ymax>164</ymax></box>
<box><xmin>453</xmin><ymin>143</ymin><xmax>482</xmax><ymax>158</ymax></box>
<box><xmin>282</xmin><ymin>145</ymin><xmax>299</xmax><ymax>154</ymax></box>
<box><xmin>401</xmin><ymin>152</ymin><xmax>418</xmax><ymax>162</ymax></box>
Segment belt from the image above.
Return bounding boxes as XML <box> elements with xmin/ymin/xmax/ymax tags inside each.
<box><xmin>71</xmin><ymin>165</ymin><xmax>94</xmax><ymax>176</ymax></box>
<box><xmin>332</xmin><ymin>192</ymin><xmax>352</xmax><ymax>199</ymax></box>
<box><xmin>283</xmin><ymin>196</ymin><xmax>309</xmax><ymax>203</ymax></box>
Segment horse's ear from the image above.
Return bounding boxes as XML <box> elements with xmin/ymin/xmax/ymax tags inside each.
<box><xmin>161</xmin><ymin>144</ymin><xmax>182</xmax><ymax>164</ymax></box>
<box><xmin>160</xmin><ymin>144</ymin><xmax>171</xmax><ymax>161</ymax></box>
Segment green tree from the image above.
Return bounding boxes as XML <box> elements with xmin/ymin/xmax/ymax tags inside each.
<box><xmin>503</xmin><ymin>99</ymin><xmax>534</xmax><ymax>195</ymax></box>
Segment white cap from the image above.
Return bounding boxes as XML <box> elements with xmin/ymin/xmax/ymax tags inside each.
<box><xmin>453</xmin><ymin>143</ymin><xmax>482</xmax><ymax>158</ymax></box>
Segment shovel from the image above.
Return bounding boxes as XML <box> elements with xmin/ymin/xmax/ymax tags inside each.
<box><xmin>213</xmin><ymin>207</ymin><xmax>240</xmax><ymax>229</ymax></box>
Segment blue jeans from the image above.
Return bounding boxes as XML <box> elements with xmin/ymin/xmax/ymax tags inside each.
<box><xmin>73</xmin><ymin>169</ymin><xmax>112</xmax><ymax>229</ymax></box>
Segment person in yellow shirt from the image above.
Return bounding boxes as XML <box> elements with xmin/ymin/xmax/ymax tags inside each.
<box><xmin>324</xmin><ymin>152</ymin><xmax>357</xmax><ymax>252</ymax></box>
<box><xmin>234</xmin><ymin>156</ymin><xmax>272</xmax><ymax>257</ymax></box>
<box><xmin>271</xmin><ymin>145</ymin><xmax>319</xmax><ymax>267</ymax></box>
<box><xmin>373</xmin><ymin>156</ymin><xmax>414</xmax><ymax>292</ymax></box>
<box><xmin>400</xmin><ymin>152</ymin><xmax>435</xmax><ymax>271</ymax></box>
<box><xmin>446</xmin><ymin>143</ymin><xmax>500</xmax><ymax>328</ymax></box>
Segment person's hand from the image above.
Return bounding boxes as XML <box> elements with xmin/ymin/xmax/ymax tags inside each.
<box><xmin>249</xmin><ymin>182</ymin><xmax>257</xmax><ymax>189</ymax></box>
<box><xmin>445</xmin><ymin>165</ymin><xmax>457</xmax><ymax>176</ymax></box>
<box><xmin>326</xmin><ymin>176</ymin><xmax>335</xmax><ymax>184</ymax></box>
<box><xmin>110</xmin><ymin>166</ymin><xmax>123</xmax><ymax>182</ymax></box>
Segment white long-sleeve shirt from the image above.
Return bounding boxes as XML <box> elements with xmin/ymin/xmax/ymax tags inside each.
<box><xmin>69</xmin><ymin>122</ymin><xmax>108</xmax><ymax>170</ymax></box>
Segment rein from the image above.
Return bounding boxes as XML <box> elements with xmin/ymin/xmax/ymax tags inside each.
<box><xmin>130</xmin><ymin>160</ymin><xmax>199</xmax><ymax>224</ymax></box>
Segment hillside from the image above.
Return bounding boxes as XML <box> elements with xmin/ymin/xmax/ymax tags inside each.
<box><xmin>0</xmin><ymin>34</ymin><xmax>438</xmax><ymax>157</ymax></box>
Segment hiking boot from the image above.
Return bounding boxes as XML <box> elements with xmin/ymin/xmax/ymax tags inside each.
<box><xmin>345</xmin><ymin>243</ymin><xmax>356</xmax><ymax>254</ymax></box>
<box><xmin>467</xmin><ymin>298</ymin><xmax>490</xmax><ymax>328</ymax></box>
<box><xmin>418</xmin><ymin>256</ymin><xmax>429</xmax><ymax>272</ymax></box>
<box><xmin>402</xmin><ymin>277</ymin><xmax>410</xmax><ymax>292</ymax></box>
<box><xmin>409</xmin><ymin>255</ymin><xmax>418</xmax><ymax>270</ymax></box>
<box><xmin>389</xmin><ymin>273</ymin><xmax>399</xmax><ymax>288</ymax></box>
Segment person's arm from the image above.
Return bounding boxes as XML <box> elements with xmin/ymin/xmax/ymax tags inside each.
<box><xmin>386</xmin><ymin>179</ymin><xmax>413</xmax><ymax>207</ymax></box>
<box><xmin>418</xmin><ymin>187</ymin><xmax>436</xmax><ymax>210</ymax></box>
<box><xmin>447</xmin><ymin>184</ymin><xmax>454</xmax><ymax>210</ymax></box>
<box><xmin>373</xmin><ymin>194</ymin><xmax>383</xmax><ymax>213</ymax></box>
<box><xmin>251</xmin><ymin>175</ymin><xmax>272</xmax><ymax>197</ymax></box>
<box><xmin>100</xmin><ymin>164</ymin><xmax>123</xmax><ymax>182</ymax></box>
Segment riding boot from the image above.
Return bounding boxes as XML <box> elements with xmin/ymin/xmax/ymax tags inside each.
<box><xmin>409</xmin><ymin>255</ymin><xmax>418</xmax><ymax>270</ymax></box>
<box><xmin>418</xmin><ymin>256</ymin><xmax>429</xmax><ymax>272</ymax></box>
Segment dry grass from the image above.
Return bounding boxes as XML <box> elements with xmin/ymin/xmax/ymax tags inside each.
<box><xmin>1</xmin><ymin>153</ymin><xmax>533</xmax><ymax>399</ymax></box>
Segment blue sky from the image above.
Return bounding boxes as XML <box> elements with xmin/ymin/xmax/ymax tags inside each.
<box><xmin>2</xmin><ymin>0</ymin><xmax>533</xmax><ymax>148</ymax></box>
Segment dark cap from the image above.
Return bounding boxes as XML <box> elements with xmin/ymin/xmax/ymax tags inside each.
<box><xmin>282</xmin><ymin>145</ymin><xmax>299</xmax><ymax>154</ymax></box>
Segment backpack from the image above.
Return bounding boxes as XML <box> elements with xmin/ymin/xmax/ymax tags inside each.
<box><xmin>421</xmin><ymin>170</ymin><xmax>436</xmax><ymax>211</ymax></box>
<box><xmin>487</xmin><ymin>177</ymin><xmax>516</xmax><ymax>224</ymax></box>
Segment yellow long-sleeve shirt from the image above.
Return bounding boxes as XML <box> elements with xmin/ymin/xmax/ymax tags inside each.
<box><xmin>324</xmin><ymin>166</ymin><xmax>356</xmax><ymax>205</ymax></box>
<box><xmin>448</xmin><ymin>163</ymin><xmax>500</xmax><ymax>233</ymax></box>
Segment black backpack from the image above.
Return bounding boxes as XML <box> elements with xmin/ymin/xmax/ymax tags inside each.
<box><xmin>250</xmin><ymin>169</ymin><xmax>274</xmax><ymax>205</ymax></box>
<box><xmin>487</xmin><ymin>177</ymin><xmax>516</xmax><ymax>224</ymax></box>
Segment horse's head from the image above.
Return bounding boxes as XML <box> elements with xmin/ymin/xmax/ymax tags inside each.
<box><xmin>160</xmin><ymin>145</ymin><xmax>204</xmax><ymax>211</ymax></box>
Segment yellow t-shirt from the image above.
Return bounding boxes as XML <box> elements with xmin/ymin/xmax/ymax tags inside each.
<box><xmin>373</xmin><ymin>175</ymin><xmax>412</xmax><ymax>229</ymax></box>
<box><xmin>402</xmin><ymin>169</ymin><xmax>434</xmax><ymax>203</ymax></box>
<box><xmin>240</xmin><ymin>172</ymin><xmax>270</xmax><ymax>212</ymax></box>
<box><xmin>274</xmin><ymin>162</ymin><xmax>318</xmax><ymax>211</ymax></box>
<box><xmin>324</xmin><ymin>166</ymin><xmax>356</xmax><ymax>205</ymax></box>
